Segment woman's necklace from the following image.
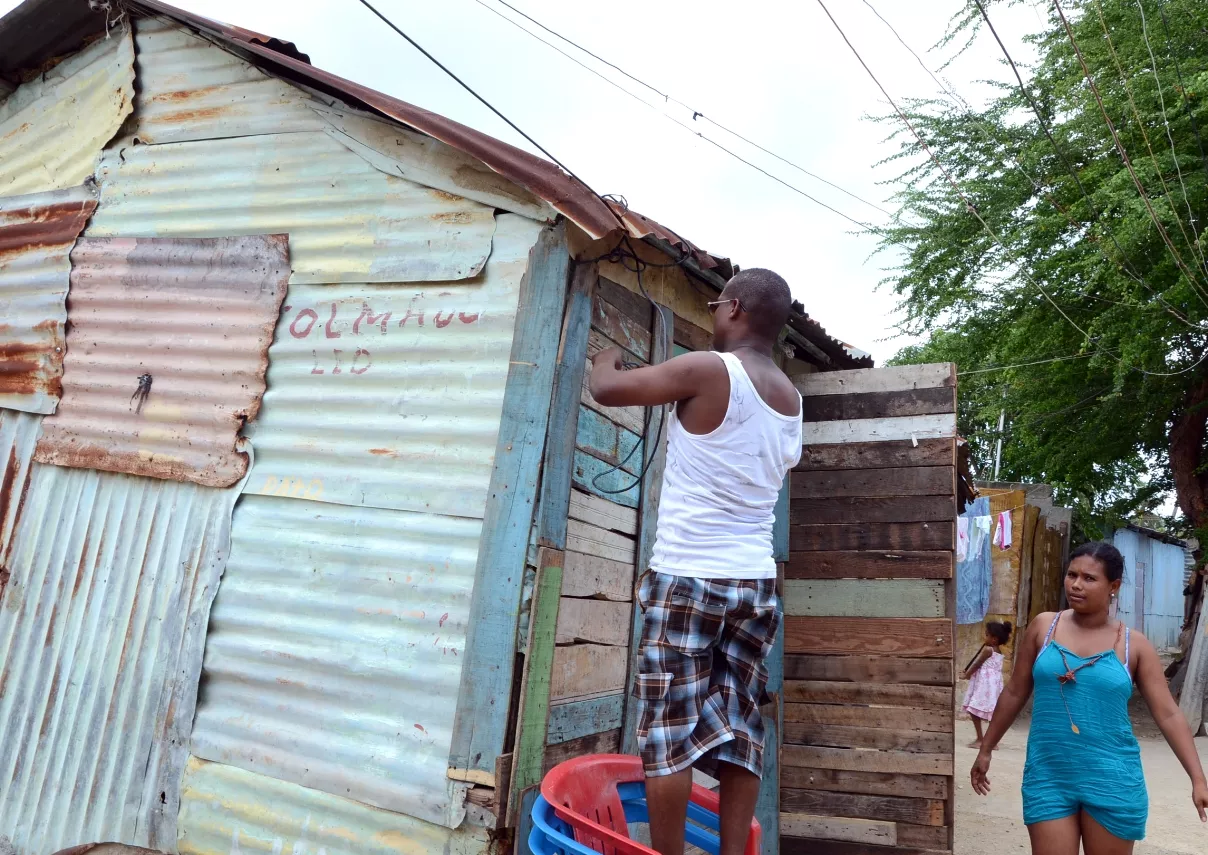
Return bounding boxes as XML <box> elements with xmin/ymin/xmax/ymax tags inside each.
<box><xmin>1052</xmin><ymin>620</ymin><xmax>1122</xmax><ymax>735</ymax></box>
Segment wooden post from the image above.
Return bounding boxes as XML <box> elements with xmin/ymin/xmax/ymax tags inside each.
<box><xmin>1180</xmin><ymin>591</ymin><xmax>1208</xmax><ymax>734</ymax></box>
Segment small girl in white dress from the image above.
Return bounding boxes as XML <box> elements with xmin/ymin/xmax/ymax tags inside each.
<box><xmin>962</xmin><ymin>621</ymin><xmax>1012</xmax><ymax>747</ymax></box>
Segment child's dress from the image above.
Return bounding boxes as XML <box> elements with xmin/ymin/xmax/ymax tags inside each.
<box><xmin>962</xmin><ymin>648</ymin><xmax>1004</xmax><ymax>720</ymax></box>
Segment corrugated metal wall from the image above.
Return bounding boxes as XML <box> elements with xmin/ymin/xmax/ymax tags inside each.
<box><xmin>0</xmin><ymin>460</ymin><xmax>243</xmax><ymax>854</ymax></box>
<box><xmin>0</xmin><ymin>25</ymin><xmax>134</xmax><ymax>196</ymax></box>
<box><xmin>1114</xmin><ymin>528</ymin><xmax>1187</xmax><ymax>649</ymax></box>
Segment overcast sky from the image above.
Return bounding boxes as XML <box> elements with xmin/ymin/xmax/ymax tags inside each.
<box><xmin>4</xmin><ymin>0</ymin><xmax>1043</xmax><ymax>363</ymax></box>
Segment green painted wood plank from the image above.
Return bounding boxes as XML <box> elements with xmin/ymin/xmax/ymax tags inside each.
<box><xmin>576</xmin><ymin>404</ymin><xmax>644</xmax><ymax>476</ymax></box>
<box><xmin>620</xmin><ymin>304</ymin><xmax>672</xmax><ymax>756</ymax></box>
<box><xmin>783</xmin><ymin>579</ymin><xmax>946</xmax><ymax>618</ymax></box>
<box><xmin>448</xmin><ymin>222</ymin><xmax>570</xmax><ymax>785</ymax></box>
<box><xmin>546</xmin><ymin>693</ymin><xmax>624</xmax><ymax>745</ymax></box>
<box><xmin>508</xmin><ymin>553</ymin><xmax>564</xmax><ymax>817</ymax></box>
<box><xmin>535</xmin><ymin>262</ymin><xmax>596</xmax><ymax>549</ymax></box>
<box><xmin>572</xmin><ymin>448</ymin><xmax>640</xmax><ymax>509</ymax></box>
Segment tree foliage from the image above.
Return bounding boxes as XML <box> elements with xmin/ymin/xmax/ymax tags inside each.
<box><xmin>883</xmin><ymin>0</ymin><xmax>1208</xmax><ymax>540</ymax></box>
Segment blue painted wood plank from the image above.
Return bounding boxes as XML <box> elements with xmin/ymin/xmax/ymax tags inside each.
<box><xmin>448</xmin><ymin>222</ymin><xmax>571</xmax><ymax>785</ymax></box>
<box><xmin>516</xmin><ymin>787</ymin><xmax>540</xmax><ymax>855</ymax></box>
<box><xmin>757</xmin><ymin>567</ymin><xmax>784</xmax><ymax>855</ymax></box>
<box><xmin>546</xmin><ymin>693</ymin><xmax>625</xmax><ymax>745</ymax></box>
<box><xmin>576</xmin><ymin>404</ymin><xmax>643</xmax><ymax>477</ymax></box>
<box><xmin>620</xmin><ymin>304</ymin><xmax>672</xmax><ymax>756</ymax></box>
<box><xmin>773</xmin><ymin>476</ymin><xmax>790</xmax><ymax>563</ymax></box>
<box><xmin>572</xmin><ymin>449</ymin><xmax>640</xmax><ymax>509</ymax></box>
<box><xmin>536</xmin><ymin>262</ymin><xmax>597</xmax><ymax>549</ymax></box>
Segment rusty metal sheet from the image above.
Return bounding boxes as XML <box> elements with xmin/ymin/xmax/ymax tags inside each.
<box><xmin>177</xmin><ymin>756</ymin><xmax>489</xmax><ymax>855</ymax></box>
<box><xmin>0</xmin><ymin>409</ymin><xmax>39</xmax><ymax>593</ymax></box>
<box><xmin>34</xmin><ymin>235</ymin><xmax>289</xmax><ymax>487</ymax></box>
<box><xmin>0</xmin><ymin>24</ymin><xmax>134</xmax><ymax>197</ymax></box>
<box><xmin>190</xmin><ymin>493</ymin><xmax>481</xmax><ymax>828</ymax></box>
<box><xmin>89</xmin><ymin>129</ymin><xmax>497</xmax><ymax>285</ymax></box>
<box><xmin>0</xmin><ymin>185</ymin><xmax>97</xmax><ymax>414</ymax></box>
<box><xmin>131</xmin><ymin>17</ymin><xmax>325</xmax><ymax>144</ymax></box>
<box><xmin>242</xmin><ymin>212</ymin><xmax>543</xmax><ymax>514</ymax></box>
<box><xmin>0</xmin><ymin>461</ymin><xmax>244</xmax><ymax>854</ymax></box>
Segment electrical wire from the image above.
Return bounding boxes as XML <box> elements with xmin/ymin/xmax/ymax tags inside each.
<box><xmin>1156</xmin><ymin>0</ymin><xmax>1208</xmax><ymax>187</ymax></box>
<box><xmin>478</xmin><ymin>0</ymin><xmax>891</xmax><ymax>218</ymax></box>
<box><xmin>1052</xmin><ymin>0</ymin><xmax>1208</xmax><ymax>304</ymax></box>
<box><xmin>815</xmin><ymin>0</ymin><xmax>1093</xmax><ymax>343</ymax></box>
<box><xmin>957</xmin><ymin>352</ymin><xmax>1101</xmax><ymax>375</ymax></box>
<box><xmin>1093</xmin><ymin>0</ymin><xmax>1206</xmax><ymax>275</ymax></box>
<box><xmin>861</xmin><ymin>0</ymin><xmax>1205</xmax><ymax>332</ymax></box>
<box><xmin>350</xmin><ymin>0</ymin><xmax>677</xmax><ymax>489</ymax></box>
<box><xmin>470</xmin><ymin>0</ymin><xmax>882</xmax><ymax>230</ymax></box>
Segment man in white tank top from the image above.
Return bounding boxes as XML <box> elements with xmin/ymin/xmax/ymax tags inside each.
<box><xmin>590</xmin><ymin>269</ymin><xmax>802</xmax><ymax>855</ymax></box>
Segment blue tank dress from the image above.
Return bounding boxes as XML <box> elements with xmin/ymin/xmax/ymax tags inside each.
<box><xmin>1022</xmin><ymin>612</ymin><xmax>1147</xmax><ymax>840</ymax></box>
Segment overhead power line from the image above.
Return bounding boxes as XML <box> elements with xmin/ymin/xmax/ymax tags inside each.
<box><xmin>474</xmin><ymin>0</ymin><xmax>890</xmax><ymax>221</ymax></box>
<box><xmin>1156</xmin><ymin>0</ymin><xmax>1208</xmax><ymax>191</ymax></box>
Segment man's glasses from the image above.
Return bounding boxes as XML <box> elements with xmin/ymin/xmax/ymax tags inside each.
<box><xmin>707</xmin><ymin>297</ymin><xmax>746</xmax><ymax>315</ymax></box>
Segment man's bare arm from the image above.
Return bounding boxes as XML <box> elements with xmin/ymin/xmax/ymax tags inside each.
<box><xmin>589</xmin><ymin>348</ymin><xmax>725</xmax><ymax>408</ymax></box>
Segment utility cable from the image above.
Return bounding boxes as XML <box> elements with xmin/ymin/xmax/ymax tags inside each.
<box><xmin>475</xmin><ymin>0</ymin><xmax>893</xmax><ymax>217</ymax></box>
<box><xmin>1093</xmin><ymin>0</ymin><xmax>1206</xmax><ymax>274</ymax></box>
<box><xmin>1156</xmin><ymin>0</ymin><xmax>1208</xmax><ymax>190</ymax></box>
<box><xmin>1052</xmin><ymin>0</ymin><xmax>1208</xmax><ymax>303</ymax></box>
<box><xmin>815</xmin><ymin>0</ymin><xmax>1092</xmax><ymax>343</ymax></box>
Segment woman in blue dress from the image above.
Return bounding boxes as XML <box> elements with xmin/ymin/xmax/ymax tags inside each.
<box><xmin>971</xmin><ymin>541</ymin><xmax>1208</xmax><ymax>853</ymax></box>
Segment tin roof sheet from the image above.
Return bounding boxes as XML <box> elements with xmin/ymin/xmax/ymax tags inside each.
<box><xmin>88</xmin><ymin>128</ymin><xmax>498</xmax><ymax>285</ymax></box>
<box><xmin>243</xmin><ymin>212</ymin><xmax>544</xmax><ymax>515</ymax></box>
<box><xmin>0</xmin><ymin>185</ymin><xmax>97</xmax><ymax>414</ymax></box>
<box><xmin>0</xmin><ymin>25</ymin><xmax>134</xmax><ymax>197</ymax></box>
<box><xmin>0</xmin><ymin>461</ymin><xmax>242</xmax><ymax>854</ymax></box>
<box><xmin>0</xmin><ymin>409</ymin><xmax>39</xmax><ymax>592</ymax></box>
<box><xmin>177</xmin><ymin>757</ymin><xmax>489</xmax><ymax>855</ymax></box>
<box><xmin>190</xmin><ymin>493</ymin><xmax>481</xmax><ymax>828</ymax></box>
<box><xmin>34</xmin><ymin>235</ymin><xmax>290</xmax><ymax>488</ymax></box>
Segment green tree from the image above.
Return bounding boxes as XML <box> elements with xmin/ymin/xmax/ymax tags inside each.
<box><xmin>883</xmin><ymin>0</ymin><xmax>1208</xmax><ymax>540</ymax></box>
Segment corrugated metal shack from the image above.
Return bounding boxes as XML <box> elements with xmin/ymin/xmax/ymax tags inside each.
<box><xmin>0</xmin><ymin>3</ymin><xmax>877</xmax><ymax>855</ymax></box>
<box><xmin>1113</xmin><ymin>524</ymin><xmax>1191</xmax><ymax>651</ymax></box>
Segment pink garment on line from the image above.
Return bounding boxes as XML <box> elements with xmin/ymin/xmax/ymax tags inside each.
<box><xmin>993</xmin><ymin>510</ymin><xmax>1013</xmax><ymax>549</ymax></box>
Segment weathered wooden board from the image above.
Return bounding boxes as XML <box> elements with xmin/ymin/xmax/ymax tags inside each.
<box><xmin>782</xmin><ymin>745</ymin><xmax>953</xmax><ymax>776</ymax></box>
<box><xmin>801</xmin><ymin>387</ymin><xmax>955</xmax><ymax>422</ymax></box>
<box><xmin>780</xmin><ymin>767</ymin><xmax>949</xmax><ymax>800</ymax></box>
<box><xmin>791</xmin><ymin>496</ymin><xmax>954</xmax><ymax>526</ymax></box>
<box><xmin>784</xmin><ymin>703</ymin><xmax>952</xmax><ymax>734</ymax></box>
<box><xmin>784</xmin><ymin>723</ymin><xmax>952</xmax><ymax>754</ymax></box>
<box><xmin>1180</xmin><ymin>589</ymin><xmax>1208</xmax><ymax>733</ymax></box>
<box><xmin>783</xmin><ymin>681</ymin><xmax>952</xmax><ymax>710</ymax></box>
<box><xmin>596</xmin><ymin>274</ymin><xmax>653</xmax><ymax>327</ymax></box>
<box><xmin>784</xmin><ymin>617</ymin><xmax>953</xmax><ymax>658</ymax></box>
<box><xmin>674</xmin><ymin>315</ymin><xmax>712</xmax><ymax>352</ymax></box>
<box><xmin>785</xmin><ymin>655</ymin><xmax>953</xmax><ymax>686</ymax></box>
<box><xmin>550</xmin><ymin>643</ymin><xmax>629</xmax><ymax>701</ymax></box>
<box><xmin>561</xmin><ymin>550</ymin><xmax>633</xmax><ymax>602</ymax></box>
<box><xmin>587</xmin><ymin>327</ymin><xmax>647</xmax><ymax>364</ymax></box>
<box><xmin>790</xmin><ymin>522</ymin><xmax>953</xmax><ymax>553</ymax></box>
<box><xmin>572</xmin><ymin>449</ymin><xmax>641</xmax><ymax>509</ymax></box>
<box><xmin>780</xmin><ymin>814</ymin><xmax>896</xmax><ymax>846</ymax></box>
<box><xmin>581</xmin><ymin>357</ymin><xmax>645</xmax><ymax>434</ymax></box>
<box><xmin>593</xmin><ymin>290</ymin><xmax>651</xmax><ymax>360</ymax></box>
<box><xmin>576</xmin><ymin>404</ymin><xmax>643</xmax><ymax>476</ymax></box>
<box><xmin>802</xmin><ymin>414</ymin><xmax>957</xmax><ymax>446</ymax></box>
<box><xmin>546</xmin><ymin>693</ymin><xmax>624</xmax><ymax>745</ymax></box>
<box><xmin>791</xmin><ymin>467</ymin><xmax>954</xmax><ymax>500</ymax></box>
<box><xmin>542</xmin><ymin>728</ymin><xmax>621</xmax><ymax>774</ymax></box>
<box><xmin>783</xmin><ymin>580</ymin><xmax>946</xmax><ymax>618</ymax></box>
<box><xmin>782</xmin><ymin>839</ymin><xmax>948</xmax><ymax>855</ymax></box>
<box><xmin>568</xmin><ymin>486</ymin><xmax>638</xmax><ymax>535</ymax></box>
<box><xmin>895</xmin><ymin>825</ymin><xmax>950</xmax><ymax>849</ymax></box>
<box><xmin>797</xmin><ymin>364</ymin><xmax>956</xmax><ymax>397</ymax></box>
<box><xmin>798</xmin><ymin>439</ymin><xmax>954</xmax><ymax>472</ymax></box>
<box><xmin>535</xmin><ymin>262</ymin><xmax>596</xmax><ymax>551</ymax></box>
<box><xmin>781</xmin><ymin>789</ymin><xmax>946</xmax><ymax>826</ymax></box>
<box><xmin>566</xmin><ymin>517</ymin><xmax>637</xmax><ymax>564</ymax></box>
<box><xmin>449</xmin><ymin>223</ymin><xmax>569</xmax><ymax>785</ymax></box>
<box><xmin>556</xmin><ymin>598</ymin><xmax>631</xmax><ymax>646</ymax></box>
<box><xmin>786</xmin><ymin>551</ymin><xmax>953</xmax><ymax>580</ymax></box>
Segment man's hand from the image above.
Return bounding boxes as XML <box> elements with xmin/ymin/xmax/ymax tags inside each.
<box><xmin>592</xmin><ymin>346</ymin><xmax>624</xmax><ymax>372</ymax></box>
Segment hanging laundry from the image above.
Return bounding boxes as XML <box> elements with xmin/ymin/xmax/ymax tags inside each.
<box><xmin>957</xmin><ymin>517</ymin><xmax>971</xmax><ymax>561</ymax></box>
<box><xmin>994</xmin><ymin>510</ymin><xmax>1013</xmax><ymax>549</ymax></box>
<box><xmin>957</xmin><ymin>497</ymin><xmax>993</xmax><ymax>624</ymax></box>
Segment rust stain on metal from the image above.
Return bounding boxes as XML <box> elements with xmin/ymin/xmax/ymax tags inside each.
<box><xmin>0</xmin><ymin>187</ymin><xmax>97</xmax><ymax>412</ymax></box>
<box><xmin>34</xmin><ymin>234</ymin><xmax>291</xmax><ymax>487</ymax></box>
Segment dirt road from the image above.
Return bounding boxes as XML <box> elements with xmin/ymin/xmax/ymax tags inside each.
<box><xmin>955</xmin><ymin>713</ymin><xmax>1208</xmax><ymax>854</ymax></box>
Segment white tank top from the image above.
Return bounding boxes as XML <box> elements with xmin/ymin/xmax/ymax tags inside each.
<box><xmin>649</xmin><ymin>351</ymin><xmax>803</xmax><ymax>580</ymax></box>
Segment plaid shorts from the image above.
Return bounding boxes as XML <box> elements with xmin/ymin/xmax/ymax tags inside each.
<box><xmin>633</xmin><ymin>572</ymin><xmax>780</xmax><ymax>779</ymax></box>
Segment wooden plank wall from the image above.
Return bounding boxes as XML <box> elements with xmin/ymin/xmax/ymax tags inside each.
<box><xmin>783</xmin><ymin>364</ymin><xmax>958</xmax><ymax>855</ymax></box>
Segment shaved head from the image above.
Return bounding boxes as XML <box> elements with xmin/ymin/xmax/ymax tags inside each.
<box><xmin>725</xmin><ymin>268</ymin><xmax>792</xmax><ymax>340</ymax></box>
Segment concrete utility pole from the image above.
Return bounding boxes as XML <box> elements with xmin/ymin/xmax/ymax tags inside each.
<box><xmin>993</xmin><ymin>406</ymin><xmax>1006</xmax><ymax>480</ymax></box>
